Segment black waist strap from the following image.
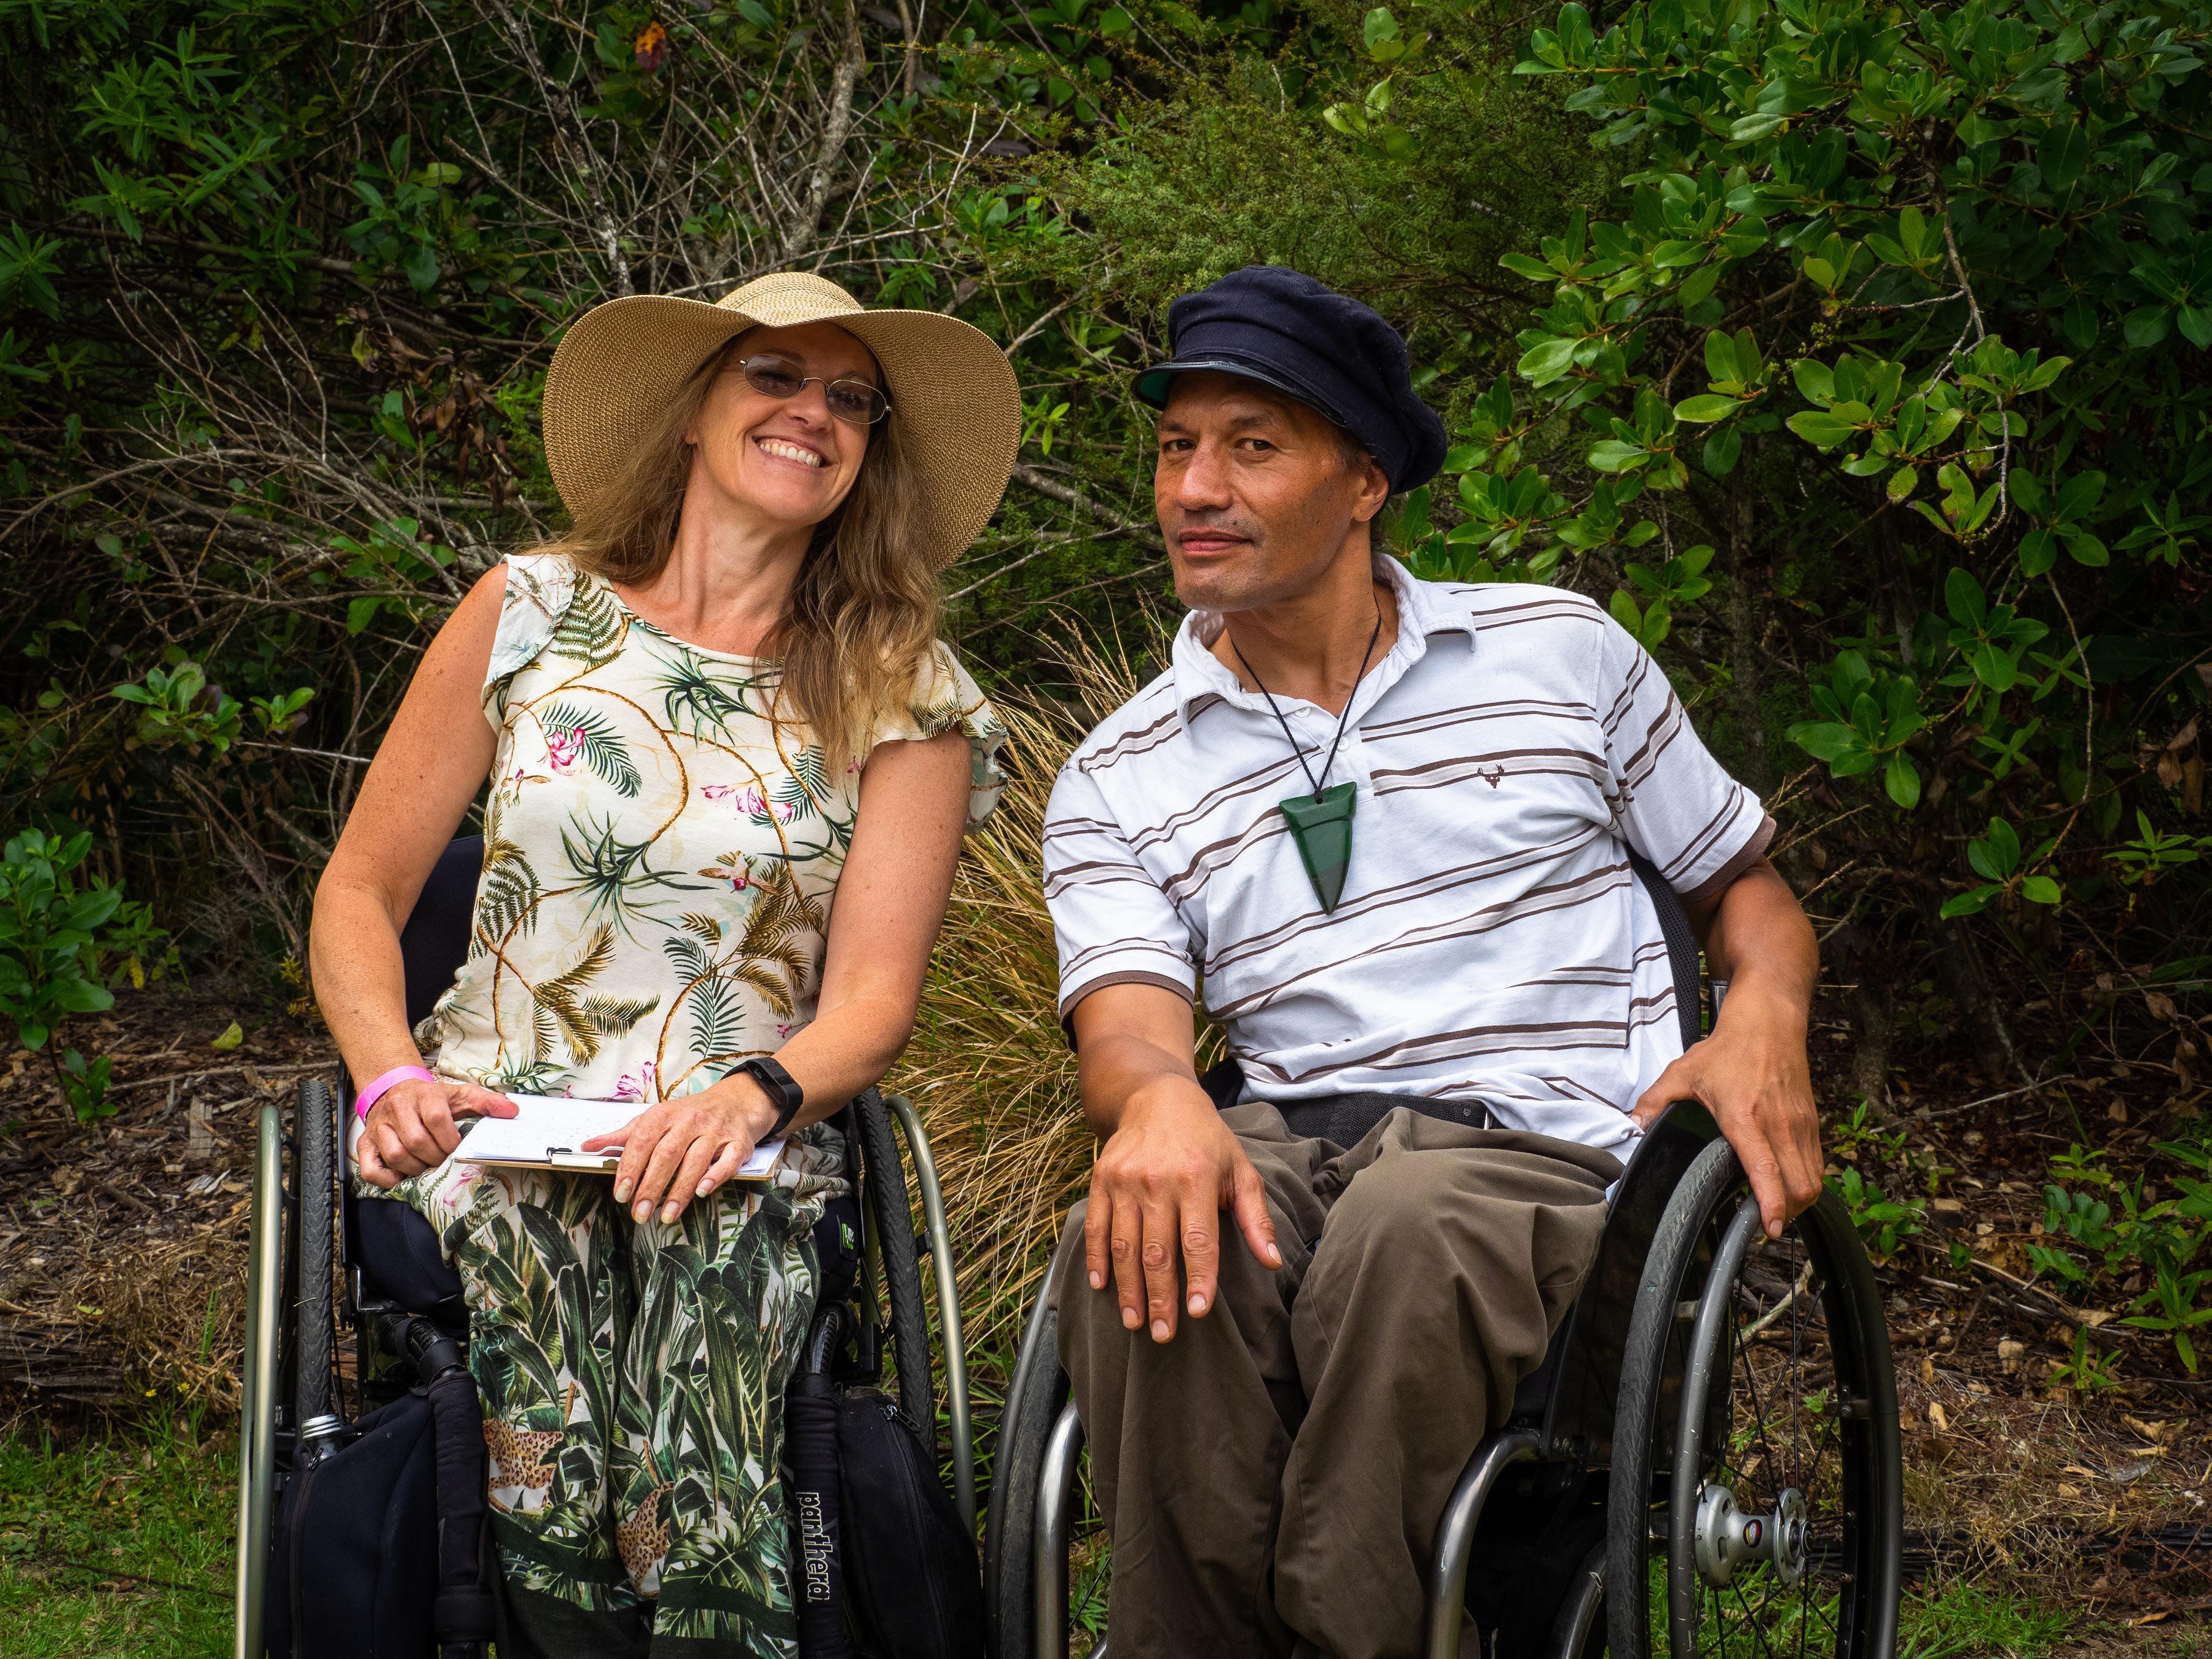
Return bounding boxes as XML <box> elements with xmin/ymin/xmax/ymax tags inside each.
<box><xmin>1201</xmin><ymin>1061</ymin><xmax>1492</xmax><ymax>1148</ymax></box>
<box><xmin>1276</xmin><ymin>1091</ymin><xmax>1491</xmax><ymax>1148</ymax></box>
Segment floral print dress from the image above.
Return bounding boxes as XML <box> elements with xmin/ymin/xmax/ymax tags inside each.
<box><xmin>386</xmin><ymin>550</ymin><xmax>1005</xmax><ymax>1658</ymax></box>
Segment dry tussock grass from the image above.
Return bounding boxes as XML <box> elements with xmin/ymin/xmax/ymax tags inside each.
<box><xmin>895</xmin><ymin>627</ymin><xmax>1166</xmax><ymax>1388</ymax></box>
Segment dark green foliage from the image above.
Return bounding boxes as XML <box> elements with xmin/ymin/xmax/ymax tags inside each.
<box><xmin>1</xmin><ymin>0</ymin><xmax>2204</xmax><ymax>1133</ymax></box>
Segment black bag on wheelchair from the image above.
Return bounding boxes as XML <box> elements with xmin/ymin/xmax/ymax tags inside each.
<box><xmin>785</xmin><ymin>1306</ymin><xmax>984</xmax><ymax>1658</ymax></box>
<box><xmin>265</xmin><ymin>1329</ymin><xmax>496</xmax><ymax>1659</ymax></box>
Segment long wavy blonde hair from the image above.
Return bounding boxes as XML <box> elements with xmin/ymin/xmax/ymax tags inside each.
<box><xmin>544</xmin><ymin>331</ymin><xmax>939</xmax><ymax>767</ymax></box>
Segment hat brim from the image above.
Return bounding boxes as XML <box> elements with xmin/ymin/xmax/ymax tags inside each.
<box><xmin>544</xmin><ymin>279</ymin><xmax>1020</xmax><ymax>571</ymax></box>
<box><xmin>1132</xmin><ymin>355</ymin><xmax>1355</xmax><ymax>433</ymax></box>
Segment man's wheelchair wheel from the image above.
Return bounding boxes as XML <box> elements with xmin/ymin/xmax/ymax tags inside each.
<box><xmin>981</xmin><ymin>1282</ymin><xmax>1072</xmax><ymax>1659</ymax></box>
<box><xmin>1606</xmin><ymin>1138</ymin><xmax>1904</xmax><ymax>1658</ymax></box>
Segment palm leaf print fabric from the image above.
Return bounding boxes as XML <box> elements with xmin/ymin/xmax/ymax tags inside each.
<box><xmin>375</xmin><ymin>550</ymin><xmax>1005</xmax><ymax>1655</ymax></box>
<box><xmin>434</xmin><ymin>549</ymin><xmax>1006</xmax><ymax>1103</ymax></box>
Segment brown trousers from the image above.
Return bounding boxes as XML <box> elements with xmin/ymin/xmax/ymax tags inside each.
<box><xmin>1051</xmin><ymin>1103</ymin><xmax>1620</xmax><ymax>1659</ymax></box>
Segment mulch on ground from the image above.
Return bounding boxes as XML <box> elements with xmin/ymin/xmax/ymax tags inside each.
<box><xmin>1</xmin><ymin>987</ymin><xmax>2207</xmax><ymax>1615</ymax></box>
<box><xmin>0</xmin><ymin>997</ymin><xmax>331</xmax><ymax>1414</ymax></box>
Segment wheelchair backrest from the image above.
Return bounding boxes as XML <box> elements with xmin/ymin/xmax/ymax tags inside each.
<box><xmin>400</xmin><ymin>836</ymin><xmax>484</xmax><ymax>1027</ymax></box>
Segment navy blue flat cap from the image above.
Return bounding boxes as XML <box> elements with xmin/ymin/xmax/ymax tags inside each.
<box><xmin>1134</xmin><ymin>265</ymin><xmax>1448</xmax><ymax>492</ymax></box>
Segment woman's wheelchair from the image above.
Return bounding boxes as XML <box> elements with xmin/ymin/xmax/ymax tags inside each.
<box><xmin>230</xmin><ymin>836</ymin><xmax>976</xmax><ymax>1658</ymax></box>
<box><xmin>981</xmin><ymin>858</ymin><xmax>1906</xmax><ymax>1659</ymax></box>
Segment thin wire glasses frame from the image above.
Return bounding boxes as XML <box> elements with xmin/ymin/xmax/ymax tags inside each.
<box><xmin>726</xmin><ymin>350</ymin><xmax>893</xmax><ymax>426</ymax></box>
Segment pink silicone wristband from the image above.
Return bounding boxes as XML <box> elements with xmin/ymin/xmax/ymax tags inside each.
<box><xmin>355</xmin><ymin>1065</ymin><xmax>438</xmax><ymax>1121</ymax></box>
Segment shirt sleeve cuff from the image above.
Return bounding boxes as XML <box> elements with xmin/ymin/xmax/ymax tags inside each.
<box><xmin>1679</xmin><ymin>813</ymin><xmax>1776</xmax><ymax>908</ymax></box>
<box><xmin>1057</xmin><ymin>970</ymin><xmax>1197</xmax><ymax>1048</ymax></box>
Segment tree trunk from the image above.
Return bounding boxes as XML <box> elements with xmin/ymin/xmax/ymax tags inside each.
<box><xmin>1921</xmin><ymin>906</ymin><xmax>2029</xmax><ymax>1086</ymax></box>
<box><xmin>1846</xmin><ymin>977</ymin><xmax>1894</xmax><ymax>1110</ymax></box>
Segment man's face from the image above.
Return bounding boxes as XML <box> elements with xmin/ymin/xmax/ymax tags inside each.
<box><xmin>1154</xmin><ymin>372</ymin><xmax>1387</xmax><ymax>614</ymax></box>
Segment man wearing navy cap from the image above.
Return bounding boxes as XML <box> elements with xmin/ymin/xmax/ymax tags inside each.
<box><xmin>1041</xmin><ymin>265</ymin><xmax>1825</xmax><ymax>1657</ymax></box>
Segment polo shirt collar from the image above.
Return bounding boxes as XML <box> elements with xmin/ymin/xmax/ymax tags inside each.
<box><xmin>1171</xmin><ymin>556</ymin><xmax>1478</xmax><ymax>723</ymax></box>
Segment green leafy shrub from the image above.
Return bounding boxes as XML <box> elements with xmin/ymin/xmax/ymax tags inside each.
<box><xmin>1306</xmin><ymin>0</ymin><xmax>2210</xmax><ymax>1075</ymax></box>
<box><xmin>2028</xmin><ymin>1138</ymin><xmax>2212</xmax><ymax>1373</ymax></box>
<box><xmin>0</xmin><ymin>827</ymin><xmax>165</xmax><ymax>1123</ymax></box>
<box><xmin>1830</xmin><ymin>1165</ymin><xmax>1924</xmax><ymax>1262</ymax></box>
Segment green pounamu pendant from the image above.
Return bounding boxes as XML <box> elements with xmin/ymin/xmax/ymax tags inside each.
<box><xmin>1279</xmin><ymin>780</ymin><xmax>1357</xmax><ymax>913</ymax></box>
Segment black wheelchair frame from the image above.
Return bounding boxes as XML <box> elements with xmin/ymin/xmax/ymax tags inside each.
<box><xmin>979</xmin><ymin>857</ymin><xmax>1906</xmax><ymax>1659</ymax></box>
<box><xmin>230</xmin><ymin>836</ymin><xmax>975</xmax><ymax>1658</ymax></box>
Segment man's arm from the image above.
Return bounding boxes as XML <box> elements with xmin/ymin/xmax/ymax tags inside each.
<box><xmin>1071</xmin><ymin>984</ymin><xmax>1283</xmax><ymax>1343</ymax></box>
<box><xmin>1631</xmin><ymin>858</ymin><xmax>1822</xmax><ymax>1238</ymax></box>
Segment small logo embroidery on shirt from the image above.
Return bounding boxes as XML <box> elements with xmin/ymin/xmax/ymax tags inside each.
<box><xmin>1477</xmin><ymin>764</ymin><xmax>1505</xmax><ymax>788</ymax></box>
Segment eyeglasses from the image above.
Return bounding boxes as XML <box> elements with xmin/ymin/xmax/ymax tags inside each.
<box><xmin>731</xmin><ymin>351</ymin><xmax>892</xmax><ymax>426</ymax></box>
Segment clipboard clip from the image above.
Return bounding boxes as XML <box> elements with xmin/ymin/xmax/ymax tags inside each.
<box><xmin>546</xmin><ymin>1147</ymin><xmax>621</xmax><ymax>1174</ymax></box>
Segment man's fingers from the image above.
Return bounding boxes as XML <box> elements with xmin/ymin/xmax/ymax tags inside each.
<box><xmin>1084</xmin><ymin>1187</ymin><xmax>1110</xmax><ymax>1293</ymax></box>
<box><xmin>1107</xmin><ymin>1191</ymin><xmax>1143</xmax><ymax>1333</ymax></box>
<box><xmin>1139</xmin><ymin>1196</ymin><xmax>1180</xmax><ymax>1342</ymax></box>
<box><xmin>1778</xmin><ymin>1108</ymin><xmax>1827</xmax><ymax>1219</ymax></box>
<box><xmin>356</xmin><ymin>1135</ymin><xmax>397</xmax><ymax>1189</ymax></box>
<box><xmin>1179</xmin><ymin>1191</ymin><xmax>1220</xmax><ymax>1319</ymax></box>
<box><xmin>1740</xmin><ymin>1142</ymin><xmax>1789</xmax><ymax>1239</ymax></box>
<box><xmin>1229</xmin><ymin>1158</ymin><xmax>1282</xmax><ymax>1271</ymax></box>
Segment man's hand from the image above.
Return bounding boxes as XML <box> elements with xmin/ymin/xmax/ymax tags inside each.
<box><xmin>1085</xmin><ymin>1078</ymin><xmax>1282</xmax><ymax>1343</ymax></box>
<box><xmin>1632</xmin><ymin>982</ymin><xmax>1821</xmax><ymax>1238</ymax></box>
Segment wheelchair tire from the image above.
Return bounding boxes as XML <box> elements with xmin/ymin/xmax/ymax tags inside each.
<box><xmin>854</xmin><ymin>1088</ymin><xmax>936</xmax><ymax>1457</ymax></box>
<box><xmin>1605</xmin><ymin>1141</ymin><xmax>1903</xmax><ymax>1658</ymax></box>
<box><xmin>292</xmin><ymin>1077</ymin><xmax>342</xmax><ymax>1427</ymax></box>
<box><xmin>982</xmin><ymin>1283</ymin><xmax>1069</xmax><ymax>1659</ymax></box>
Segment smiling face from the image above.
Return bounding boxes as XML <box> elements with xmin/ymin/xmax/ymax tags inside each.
<box><xmin>1154</xmin><ymin>371</ymin><xmax>1390</xmax><ymax>614</ymax></box>
<box><xmin>682</xmin><ymin>321</ymin><xmax>882</xmax><ymax>538</ymax></box>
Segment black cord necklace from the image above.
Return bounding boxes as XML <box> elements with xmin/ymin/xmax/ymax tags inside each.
<box><xmin>1229</xmin><ymin>599</ymin><xmax>1383</xmax><ymax>913</ymax></box>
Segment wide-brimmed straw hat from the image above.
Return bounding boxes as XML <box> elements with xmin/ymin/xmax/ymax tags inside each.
<box><xmin>543</xmin><ymin>271</ymin><xmax>1020</xmax><ymax>570</ymax></box>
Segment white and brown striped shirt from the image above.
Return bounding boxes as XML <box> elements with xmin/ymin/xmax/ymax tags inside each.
<box><xmin>1043</xmin><ymin>559</ymin><xmax>1774</xmax><ymax>1155</ymax></box>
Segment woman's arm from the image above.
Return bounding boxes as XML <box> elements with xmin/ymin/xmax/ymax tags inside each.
<box><xmin>592</xmin><ymin>728</ymin><xmax>970</xmax><ymax>1223</ymax></box>
<box><xmin>311</xmin><ymin>565</ymin><xmax>517</xmax><ymax>1186</ymax></box>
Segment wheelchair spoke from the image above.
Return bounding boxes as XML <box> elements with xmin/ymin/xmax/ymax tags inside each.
<box><xmin>1681</xmin><ymin>1220</ymin><xmax>1860</xmax><ymax>1659</ymax></box>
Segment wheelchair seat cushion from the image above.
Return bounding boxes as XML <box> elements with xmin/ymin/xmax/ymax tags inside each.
<box><xmin>351</xmin><ymin>1193</ymin><xmax>465</xmax><ymax>1313</ymax></box>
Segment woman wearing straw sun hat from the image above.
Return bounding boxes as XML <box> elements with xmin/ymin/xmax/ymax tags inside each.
<box><xmin>307</xmin><ymin>271</ymin><xmax>1019</xmax><ymax>1655</ymax></box>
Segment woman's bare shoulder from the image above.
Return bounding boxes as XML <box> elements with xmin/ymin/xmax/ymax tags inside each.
<box><xmin>425</xmin><ymin>561</ymin><xmax>510</xmax><ymax>669</ymax></box>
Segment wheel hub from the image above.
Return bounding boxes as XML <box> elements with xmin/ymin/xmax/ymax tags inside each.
<box><xmin>1693</xmin><ymin>1484</ymin><xmax>1810</xmax><ymax>1587</ymax></box>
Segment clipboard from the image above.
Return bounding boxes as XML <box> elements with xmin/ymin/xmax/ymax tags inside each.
<box><xmin>348</xmin><ymin>1092</ymin><xmax>787</xmax><ymax>1182</ymax></box>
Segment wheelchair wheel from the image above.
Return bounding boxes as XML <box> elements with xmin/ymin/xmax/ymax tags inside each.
<box><xmin>291</xmin><ymin>1077</ymin><xmax>342</xmax><ymax>1429</ymax></box>
<box><xmin>853</xmin><ymin>1087</ymin><xmax>935</xmax><ymax>1454</ymax></box>
<box><xmin>1606</xmin><ymin>1140</ymin><xmax>1903</xmax><ymax>1658</ymax></box>
<box><xmin>982</xmin><ymin>1282</ymin><xmax>1070</xmax><ymax>1659</ymax></box>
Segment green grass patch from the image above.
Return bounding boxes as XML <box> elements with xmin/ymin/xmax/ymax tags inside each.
<box><xmin>0</xmin><ymin>1419</ymin><xmax>235</xmax><ymax>1658</ymax></box>
<box><xmin>1899</xmin><ymin>1578</ymin><xmax>2077</xmax><ymax>1658</ymax></box>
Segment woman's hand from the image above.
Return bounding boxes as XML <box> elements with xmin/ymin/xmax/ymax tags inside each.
<box><xmin>584</xmin><ymin>1077</ymin><xmax>782</xmax><ymax>1225</ymax></box>
<box><xmin>356</xmin><ymin>1077</ymin><xmax>519</xmax><ymax>1188</ymax></box>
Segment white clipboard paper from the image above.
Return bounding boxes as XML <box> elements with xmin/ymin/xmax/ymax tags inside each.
<box><xmin>349</xmin><ymin>1093</ymin><xmax>785</xmax><ymax>1181</ymax></box>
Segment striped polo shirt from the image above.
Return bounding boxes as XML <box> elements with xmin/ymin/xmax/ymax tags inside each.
<box><xmin>1043</xmin><ymin>559</ymin><xmax>1774</xmax><ymax>1155</ymax></box>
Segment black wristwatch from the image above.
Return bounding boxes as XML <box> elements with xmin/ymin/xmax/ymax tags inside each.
<box><xmin>735</xmin><ymin>1056</ymin><xmax>806</xmax><ymax>1140</ymax></box>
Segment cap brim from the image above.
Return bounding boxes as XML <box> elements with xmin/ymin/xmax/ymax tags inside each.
<box><xmin>544</xmin><ymin>280</ymin><xmax>1019</xmax><ymax>570</ymax></box>
<box><xmin>1132</xmin><ymin>356</ymin><xmax>1354</xmax><ymax>431</ymax></box>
